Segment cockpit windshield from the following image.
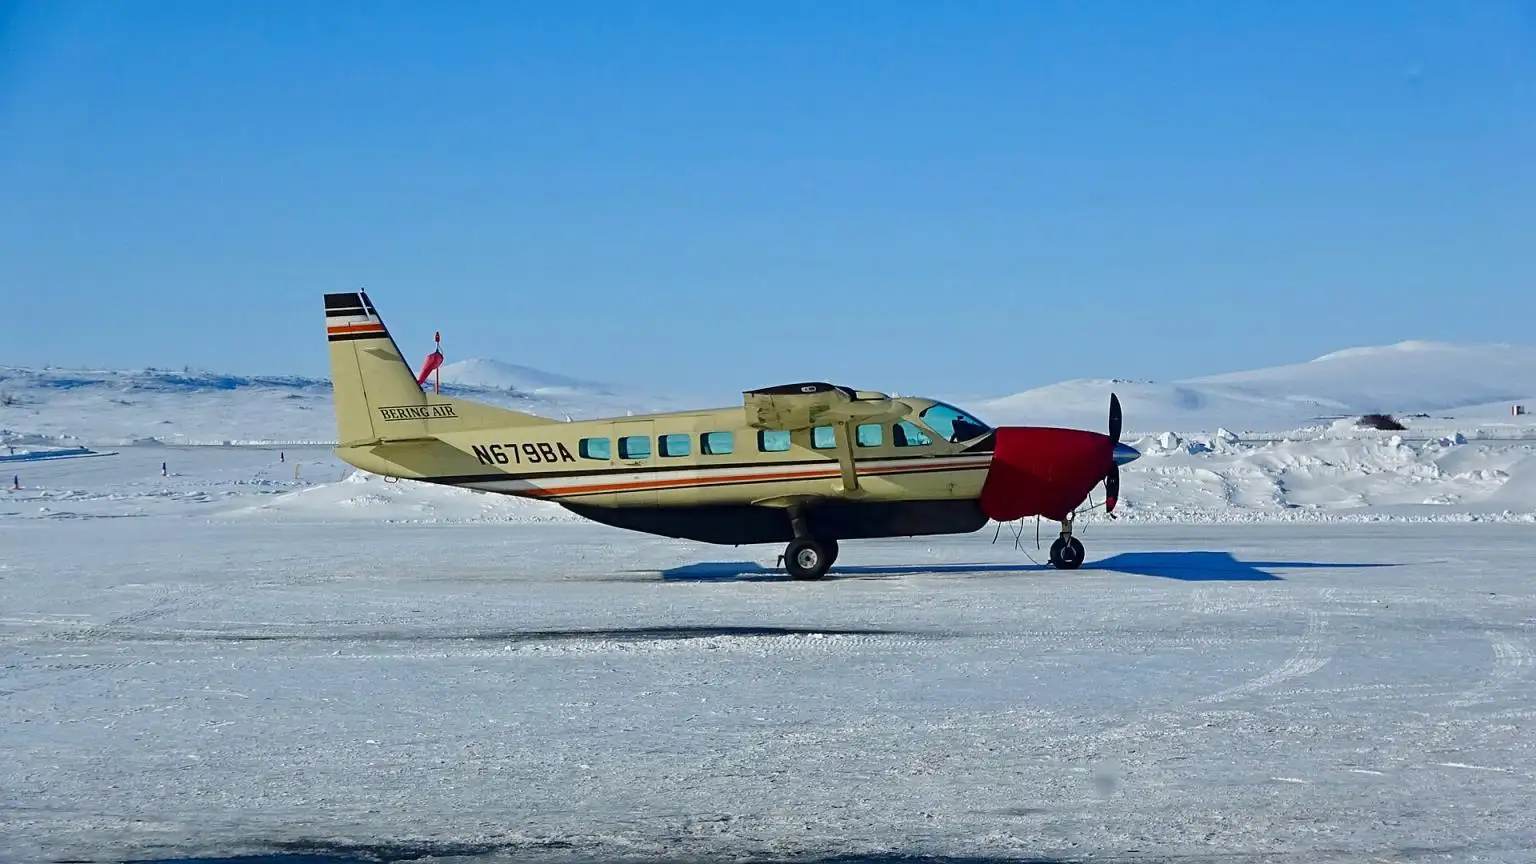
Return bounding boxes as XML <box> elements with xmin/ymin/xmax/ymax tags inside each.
<box><xmin>918</xmin><ymin>402</ymin><xmax>992</xmax><ymax>443</ymax></box>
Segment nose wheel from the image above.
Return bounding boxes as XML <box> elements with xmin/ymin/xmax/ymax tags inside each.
<box><xmin>1048</xmin><ymin>535</ymin><xmax>1084</xmax><ymax>569</ymax></box>
<box><xmin>1048</xmin><ymin>514</ymin><xmax>1085</xmax><ymax>570</ymax></box>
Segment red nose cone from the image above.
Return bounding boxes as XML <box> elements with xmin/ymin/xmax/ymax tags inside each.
<box><xmin>978</xmin><ymin>426</ymin><xmax>1114</xmax><ymax>522</ymax></box>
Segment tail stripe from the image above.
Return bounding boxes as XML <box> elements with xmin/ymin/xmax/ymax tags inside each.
<box><xmin>327</xmin><ymin>330</ymin><xmax>392</xmax><ymax>343</ymax></box>
<box><xmin>327</xmin><ymin>322</ymin><xmax>388</xmax><ymax>335</ymax></box>
<box><xmin>324</xmin><ymin>292</ymin><xmax>389</xmax><ymax>342</ymax></box>
<box><xmin>324</xmin><ymin>292</ymin><xmax>365</xmax><ymax>310</ymax></box>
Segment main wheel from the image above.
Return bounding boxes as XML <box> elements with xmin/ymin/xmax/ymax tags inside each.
<box><xmin>785</xmin><ymin>537</ymin><xmax>833</xmax><ymax>580</ymax></box>
<box><xmin>1048</xmin><ymin>536</ymin><xmax>1085</xmax><ymax>570</ymax></box>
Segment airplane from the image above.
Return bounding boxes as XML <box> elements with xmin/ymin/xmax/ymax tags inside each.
<box><xmin>324</xmin><ymin>290</ymin><xmax>1141</xmax><ymax>579</ymax></box>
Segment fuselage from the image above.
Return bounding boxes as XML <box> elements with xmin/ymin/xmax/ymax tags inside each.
<box><xmin>335</xmin><ymin>396</ymin><xmax>997</xmax><ymax>510</ymax></box>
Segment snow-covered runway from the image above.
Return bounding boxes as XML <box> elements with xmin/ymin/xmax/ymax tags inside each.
<box><xmin>3</xmin><ymin>515</ymin><xmax>1532</xmax><ymax>863</ymax></box>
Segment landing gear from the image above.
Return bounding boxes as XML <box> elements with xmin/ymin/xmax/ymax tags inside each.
<box><xmin>1048</xmin><ymin>514</ymin><xmax>1085</xmax><ymax>570</ymax></box>
<box><xmin>1049</xmin><ymin>535</ymin><xmax>1084</xmax><ymax>569</ymax></box>
<box><xmin>785</xmin><ymin>536</ymin><xmax>837</xmax><ymax>580</ymax></box>
<box><xmin>782</xmin><ymin>506</ymin><xmax>838</xmax><ymax>580</ymax></box>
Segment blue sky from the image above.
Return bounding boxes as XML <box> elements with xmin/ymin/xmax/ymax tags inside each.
<box><xmin>2</xmin><ymin>1</ymin><xmax>1532</xmax><ymax>398</ymax></box>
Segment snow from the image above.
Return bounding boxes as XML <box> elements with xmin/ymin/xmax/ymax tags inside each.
<box><xmin>4</xmin><ymin>341</ymin><xmax>1536</xmax><ymax>860</ymax></box>
<box><xmin>3</xmin><ymin>509</ymin><xmax>1534</xmax><ymax>862</ymax></box>
<box><xmin>976</xmin><ymin>341</ymin><xmax>1536</xmax><ymax>436</ymax></box>
<box><xmin>234</xmin><ymin>462</ymin><xmax>573</xmax><ymax>523</ymax></box>
<box><xmin>435</xmin><ymin>358</ymin><xmax>617</xmax><ymax>396</ymax></box>
<box><xmin>0</xmin><ymin>364</ymin><xmax>693</xmax><ymax>447</ymax></box>
<box><xmin>7</xmin><ymin>341</ymin><xmax>1536</xmax><ymax>526</ymax></box>
<box><xmin>1113</xmin><ymin>431</ymin><xmax>1536</xmax><ymax>522</ymax></box>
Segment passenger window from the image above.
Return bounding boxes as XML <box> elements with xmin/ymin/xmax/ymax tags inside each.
<box><xmin>618</xmin><ymin>435</ymin><xmax>651</xmax><ymax>459</ymax></box>
<box><xmin>856</xmin><ymin>423</ymin><xmax>883</xmax><ymax>447</ymax></box>
<box><xmin>658</xmin><ymin>433</ymin><xmax>690</xmax><ymax>457</ymax></box>
<box><xmin>701</xmin><ymin>431</ymin><xmax>734</xmax><ymax>455</ymax></box>
<box><xmin>812</xmin><ymin>426</ymin><xmax>837</xmax><ymax>449</ymax></box>
<box><xmin>758</xmin><ymin>430</ymin><xmax>790</xmax><ymax>452</ymax></box>
<box><xmin>578</xmin><ymin>437</ymin><xmax>611</xmax><ymax>460</ymax></box>
<box><xmin>893</xmin><ymin>421</ymin><xmax>931</xmax><ymax>447</ymax></box>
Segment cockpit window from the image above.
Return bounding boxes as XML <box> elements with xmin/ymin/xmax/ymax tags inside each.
<box><xmin>918</xmin><ymin>402</ymin><xmax>991</xmax><ymax>443</ymax></box>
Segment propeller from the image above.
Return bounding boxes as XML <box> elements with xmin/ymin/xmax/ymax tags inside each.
<box><xmin>1105</xmin><ymin>393</ymin><xmax>1122</xmax><ymax>514</ymax></box>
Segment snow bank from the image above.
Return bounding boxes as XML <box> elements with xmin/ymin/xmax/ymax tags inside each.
<box><xmin>230</xmin><ymin>470</ymin><xmax>578</xmax><ymax>524</ymax></box>
<box><xmin>1109</xmin><ymin>432</ymin><xmax>1536</xmax><ymax>523</ymax></box>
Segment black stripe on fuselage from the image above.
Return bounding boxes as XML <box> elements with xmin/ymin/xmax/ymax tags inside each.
<box><xmin>560</xmin><ymin>498</ymin><xmax>989</xmax><ymax>545</ymax></box>
<box><xmin>325</xmin><ymin>292</ymin><xmax>364</xmax><ymax>310</ymax></box>
<box><xmin>404</xmin><ymin>453</ymin><xmax>994</xmax><ymax>485</ymax></box>
<box><xmin>327</xmin><ymin>331</ymin><xmax>393</xmax><ymax>343</ymax></box>
<box><xmin>325</xmin><ymin>306</ymin><xmax>369</xmax><ymax>318</ymax></box>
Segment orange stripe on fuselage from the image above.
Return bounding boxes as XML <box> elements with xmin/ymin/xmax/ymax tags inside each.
<box><xmin>524</xmin><ymin>465</ymin><xmax>841</xmax><ymax>497</ymax></box>
<box><xmin>327</xmin><ymin>322</ymin><xmax>388</xmax><ymax>335</ymax></box>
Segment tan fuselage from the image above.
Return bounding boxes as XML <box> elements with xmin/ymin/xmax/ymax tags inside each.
<box><xmin>335</xmin><ymin>403</ymin><xmax>994</xmax><ymax>509</ymax></box>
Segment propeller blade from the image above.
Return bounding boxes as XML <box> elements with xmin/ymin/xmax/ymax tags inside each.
<box><xmin>1106</xmin><ymin>393</ymin><xmax>1123</xmax><ymax>513</ymax></box>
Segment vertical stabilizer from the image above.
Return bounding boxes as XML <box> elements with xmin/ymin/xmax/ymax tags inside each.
<box><xmin>325</xmin><ymin>290</ymin><xmax>432</xmax><ymax>444</ymax></box>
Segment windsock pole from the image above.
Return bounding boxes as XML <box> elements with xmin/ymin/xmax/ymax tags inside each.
<box><xmin>415</xmin><ymin>331</ymin><xmax>445</xmax><ymax>393</ymax></box>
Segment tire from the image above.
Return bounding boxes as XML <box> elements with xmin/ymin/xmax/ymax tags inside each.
<box><xmin>785</xmin><ymin>537</ymin><xmax>832</xmax><ymax>580</ymax></box>
<box><xmin>1049</xmin><ymin>536</ymin><xmax>1084</xmax><ymax>570</ymax></box>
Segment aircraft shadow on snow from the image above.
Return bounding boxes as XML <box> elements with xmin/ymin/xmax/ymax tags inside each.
<box><xmin>133</xmin><ymin>839</ymin><xmax>1118</xmax><ymax>864</ymax></box>
<box><xmin>662</xmin><ymin>551</ymin><xmax>1394</xmax><ymax>583</ymax></box>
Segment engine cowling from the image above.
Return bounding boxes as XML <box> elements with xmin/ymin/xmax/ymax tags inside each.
<box><xmin>977</xmin><ymin>393</ymin><xmax>1138</xmax><ymax>522</ymax></box>
<box><xmin>978</xmin><ymin>426</ymin><xmax>1115</xmax><ymax>522</ymax></box>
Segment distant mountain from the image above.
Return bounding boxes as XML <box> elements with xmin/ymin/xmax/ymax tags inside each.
<box><xmin>0</xmin><ymin>362</ymin><xmax>679</xmax><ymax>447</ymax></box>
<box><xmin>974</xmin><ymin>341</ymin><xmax>1536</xmax><ymax>435</ymax></box>
<box><xmin>434</xmin><ymin>358</ymin><xmax>616</xmax><ymax>396</ymax></box>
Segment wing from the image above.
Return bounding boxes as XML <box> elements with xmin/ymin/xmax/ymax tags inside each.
<box><xmin>742</xmin><ymin>382</ymin><xmax>906</xmax><ymax>430</ymax></box>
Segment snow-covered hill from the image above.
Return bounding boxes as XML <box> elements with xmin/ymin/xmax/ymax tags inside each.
<box><xmin>4</xmin><ymin>341</ymin><xmax>1536</xmax><ymax>524</ymax></box>
<box><xmin>7</xmin><ymin>340</ymin><xmax>1534</xmax><ymax>449</ymax></box>
<box><xmin>0</xmin><ymin>363</ymin><xmax>689</xmax><ymax>447</ymax></box>
<box><xmin>434</xmin><ymin>358</ymin><xmax>617</xmax><ymax>396</ymax></box>
<box><xmin>974</xmin><ymin>341</ymin><xmax>1536</xmax><ymax>436</ymax></box>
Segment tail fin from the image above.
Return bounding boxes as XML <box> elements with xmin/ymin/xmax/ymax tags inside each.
<box><xmin>325</xmin><ymin>290</ymin><xmax>551</xmax><ymax>445</ymax></box>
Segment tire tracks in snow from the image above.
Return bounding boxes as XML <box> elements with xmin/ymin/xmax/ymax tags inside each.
<box><xmin>0</xmin><ymin>579</ymin><xmax>220</xmax><ymax>697</ymax></box>
<box><xmin>1446</xmin><ymin>630</ymin><xmax>1533</xmax><ymax>710</ymax></box>
<box><xmin>1194</xmin><ymin>590</ymin><xmax>1335</xmax><ymax>706</ymax></box>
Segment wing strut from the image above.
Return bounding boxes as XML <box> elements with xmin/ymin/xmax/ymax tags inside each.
<box><xmin>833</xmin><ymin>420</ymin><xmax>860</xmax><ymax>494</ymax></box>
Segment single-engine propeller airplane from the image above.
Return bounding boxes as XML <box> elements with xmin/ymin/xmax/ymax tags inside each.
<box><xmin>324</xmin><ymin>290</ymin><xmax>1140</xmax><ymax>579</ymax></box>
